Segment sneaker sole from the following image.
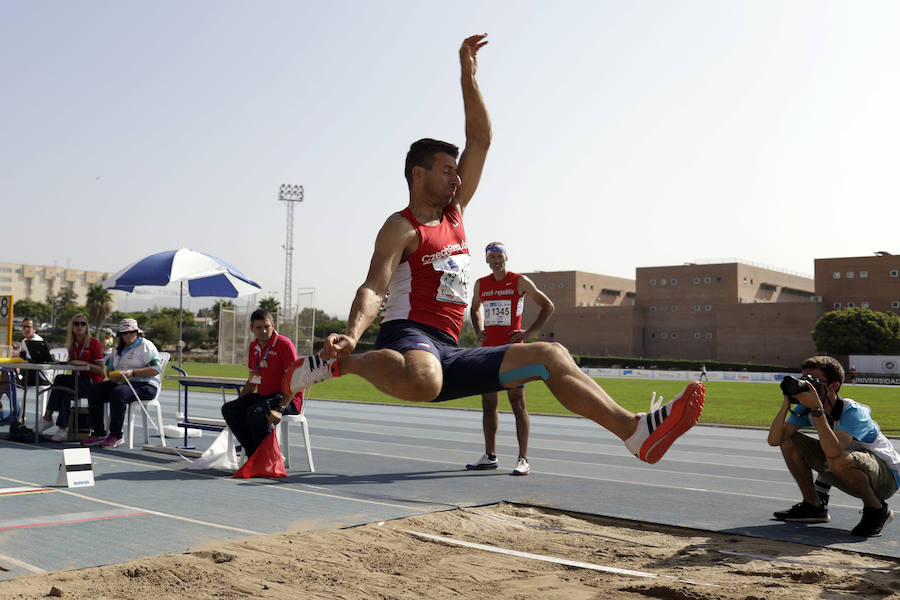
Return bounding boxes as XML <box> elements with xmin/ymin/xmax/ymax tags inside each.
<box><xmin>778</xmin><ymin>516</ymin><xmax>831</xmax><ymax>523</ymax></box>
<box><xmin>283</xmin><ymin>357</ymin><xmax>308</xmax><ymax>398</ymax></box>
<box><xmin>639</xmin><ymin>381</ymin><xmax>705</xmax><ymax>464</ymax></box>
<box><xmin>282</xmin><ymin>356</ymin><xmax>333</xmax><ymax>398</ymax></box>
<box><xmin>511</xmin><ymin>471</ymin><xmax>529</xmax><ymax>476</ymax></box>
<box><xmin>465</xmin><ymin>464</ymin><xmax>499</xmax><ymax>470</ymax></box>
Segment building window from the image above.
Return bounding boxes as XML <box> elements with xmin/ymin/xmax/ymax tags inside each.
<box><xmin>833</xmin><ymin>272</ymin><xmax>841</xmax><ymax>279</ymax></box>
<box><xmin>715</xmin><ymin>277</ymin><xmax>722</xmax><ymax>283</ymax></box>
<box><xmin>0</xmin><ymin>286</ymin><xmax>10</xmax><ymax>292</ymax></box>
<box><xmin>705</xmin><ymin>305</ymin><xmax>712</xmax><ymax>311</ymax></box>
<box><xmin>660</xmin><ymin>278</ymin><xmax>667</xmax><ymax>286</ymax></box>
<box><xmin>671</xmin><ymin>332</ymin><xmax>678</xmax><ymax>339</ymax></box>
<box><xmin>650</xmin><ymin>332</ymin><xmax>656</xmax><ymax>339</ymax></box>
<box><xmin>540</xmin><ymin>283</ymin><xmax>546</xmax><ymax>290</ymax></box>
<box><xmin>549</xmin><ymin>283</ymin><xmax>555</xmax><ymax>289</ymax></box>
<box><xmin>847</xmin><ymin>272</ymin><xmax>854</xmax><ymax>279</ymax></box>
<box><xmin>694</xmin><ymin>332</ymin><xmax>701</xmax><ymax>339</ymax></box>
<box><xmin>660</xmin><ymin>332</ymin><xmax>668</xmax><ymax>339</ymax></box>
<box><xmin>705</xmin><ymin>332</ymin><xmax>713</xmax><ymax>339</ymax></box>
<box><xmin>671</xmin><ymin>305</ymin><xmax>677</xmax><ymax>311</ymax></box>
<box><xmin>861</xmin><ymin>271</ymin><xmax>868</xmax><ymax>279</ymax></box>
<box><xmin>693</xmin><ymin>277</ymin><xmax>700</xmax><ymax>284</ymax></box>
<box><xmin>650</xmin><ymin>279</ymin><xmax>656</xmax><ymax>286</ymax></box>
<box><xmin>670</xmin><ymin>278</ymin><xmax>677</xmax><ymax>286</ymax></box>
<box><xmin>892</xmin><ymin>301</ymin><xmax>900</xmax><ymax>309</ymax></box>
<box><xmin>558</xmin><ymin>282</ymin><xmax>565</xmax><ymax>289</ymax></box>
<box><xmin>694</xmin><ymin>305</ymin><xmax>701</xmax><ymax>311</ymax></box>
<box><xmin>660</xmin><ymin>305</ymin><xmax>667</xmax><ymax>312</ymax></box>
<box><xmin>650</xmin><ymin>305</ymin><xmax>656</xmax><ymax>312</ymax></box>
<box><xmin>861</xmin><ymin>301</ymin><xmax>869</xmax><ymax>308</ymax></box>
<box><xmin>892</xmin><ymin>270</ymin><xmax>899</xmax><ymax>278</ymax></box>
<box><xmin>704</xmin><ymin>276</ymin><xmax>711</xmax><ymax>284</ymax></box>
<box><xmin>582</xmin><ymin>284</ymin><xmax>586</xmax><ymax>290</ymax></box>
<box><xmin>834</xmin><ymin>302</ymin><xmax>841</xmax><ymax>309</ymax></box>
<box><xmin>847</xmin><ymin>302</ymin><xmax>856</xmax><ymax>308</ymax></box>
<box><xmin>590</xmin><ymin>285</ymin><xmax>594</xmax><ymax>290</ymax></box>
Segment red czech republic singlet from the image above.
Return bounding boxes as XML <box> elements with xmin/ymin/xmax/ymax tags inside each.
<box><xmin>478</xmin><ymin>272</ymin><xmax>524</xmax><ymax>347</ymax></box>
<box><xmin>381</xmin><ymin>206</ymin><xmax>470</xmax><ymax>340</ymax></box>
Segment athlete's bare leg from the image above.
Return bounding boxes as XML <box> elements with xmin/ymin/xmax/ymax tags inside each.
<box><xmin>507</xmin><ymin>386</ymin><xmax>529</xmax><ymax>458</ymax></box>
<box><xmin>480</xmin><ymin>392</ymin><xmax>499</xmax><ymax>455</ymax></box>
<box><xmin>339</xmin><ymin>349</ymin><xmax>442</xmax><ymax>402</ymax></box>
<box><xmin>498</xmin><ymin>342</ymin><xmax>639</xmax><ymax>440</ymax></box>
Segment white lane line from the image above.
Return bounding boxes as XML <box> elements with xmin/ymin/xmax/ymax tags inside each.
<box><xmin>404</xmin><ymin>530</ymin><xmax>717</xmax><ymax>586</ymax></box>
<box><xmin>0</xmin><ymin>552</ymin><xmax>45</xmax><ymax>574</ymax></box>
<box><xmin>306</xmin><ymin>444</ymin><xmax>863</xmax><ymax>509</ymax></box>
<box><xmin>0</xmin><ymin>475</ymin><xmax>258</xmax><ymax>535</ymax></box>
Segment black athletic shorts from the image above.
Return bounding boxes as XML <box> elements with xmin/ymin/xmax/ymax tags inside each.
<box><xmin>375</xmin><ymin>320</ymin><xmax>510</xmax><ymax>402</ymax></box>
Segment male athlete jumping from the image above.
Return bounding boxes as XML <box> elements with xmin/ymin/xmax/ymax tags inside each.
<box><xmin>285</xmin><ymin>34</ymin><xmax>704</xmax><ymax>464</ymax></box>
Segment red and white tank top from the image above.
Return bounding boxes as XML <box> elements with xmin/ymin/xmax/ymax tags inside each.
<box><xmin>479</xmin><ymin>272</ymin><xmax>524</xmax><ymax>346</ymax></box>
<box><xmin>381</xmin><ymin>205</ymin><xmax>470</xmax><ymax>340</ymax></box>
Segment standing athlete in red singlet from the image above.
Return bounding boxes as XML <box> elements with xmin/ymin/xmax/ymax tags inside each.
<box><xmin>285</xmin><ymin>34</ymin><xmax>705</xmax><ymax>465</ymax></box>
<box><xmin>467</xmin><ymin>242</ymin><xmax>554</xmax><ymax>475</ymax></box>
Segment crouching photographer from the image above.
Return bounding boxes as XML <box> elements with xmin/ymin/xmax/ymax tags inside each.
<box><xmin>767</xmin><ymin>356</ymin><xmax>900</xmax><ymax>537</ymax></box>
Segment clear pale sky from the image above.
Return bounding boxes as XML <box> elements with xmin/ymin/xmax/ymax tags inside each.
<box><xmin>3</xmin><ymin>1</ymin><xmax>899</xmax><ymax>317</ymax></box>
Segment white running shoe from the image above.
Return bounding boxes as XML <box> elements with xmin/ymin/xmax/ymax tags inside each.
<box><xmin>624</xmin><ymin>381</ymin><xmax>705</xmax><ymax>464</ymax></box>
<box><xmin>50</xmin><ymin>428</ymin><xmax>69</xmax><ymax>442</ymax></box>
<box><xmin>465</xmin><ymin>453</ymin><xmax>499</xmax><ymax>470</ymax></box>
<box><xmin>37</xmin><ymin>418</ymin><xmax>54</xmax><ymax>434</ymax></box>
<box><xmin>283</xmin><ymin>353</ymin><xmax>339</xmax><ymax>397</ymax></box>
<box><xmin>511</xmin><ymin>457</ymin><xmax>530</xmax><ymax>476</ymax></box>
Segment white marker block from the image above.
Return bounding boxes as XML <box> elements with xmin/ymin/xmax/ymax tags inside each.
<box><xmin>56</xmin><ymin>448</ymin><xmax>94</xmax><ymax>488</ymax></box>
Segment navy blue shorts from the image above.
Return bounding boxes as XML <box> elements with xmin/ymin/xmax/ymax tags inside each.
<box><xmin>375</xmin><ymin>320</ymin><xmax>510</xmax><ymax>402</ymax></box>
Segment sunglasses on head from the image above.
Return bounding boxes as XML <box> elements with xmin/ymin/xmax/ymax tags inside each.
<box><xmin>73</xmin><ymin>321</ymin><xmax>87</xmax><ymax>327</ymax></box>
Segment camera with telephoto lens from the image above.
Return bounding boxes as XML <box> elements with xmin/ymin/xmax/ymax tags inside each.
<box><xmin>780</xmin><ymin>374</ymin><xmax>825</xmax><ymax>404</ymax></box>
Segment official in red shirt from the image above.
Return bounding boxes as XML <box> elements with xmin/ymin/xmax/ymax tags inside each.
<box><xmin>467</xmin><ymin>242</ymin><xmax>554</xmax><ymax>475</ymax></box>
<box><xmin>221</xmin><ymin>309</ymin><xmax>302</xmax><ymax>457</ymax></box>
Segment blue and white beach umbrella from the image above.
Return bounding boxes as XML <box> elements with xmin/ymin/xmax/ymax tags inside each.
<box><xmin>102</xmin><ymin>248</ymin><xmax>262</xmax><ymax>366</ymax></box>
<box><xmin>102</xmin><ymin>248</ymin><xmax>260</xmax><ymax>298</ymax></box>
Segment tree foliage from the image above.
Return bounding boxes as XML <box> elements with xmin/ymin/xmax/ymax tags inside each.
<box><xmin>86</xmin><ymin>283</ymin><xmax>114</xmax><ymax>331</ymax></box>
<box><xmin>258</xmin><ymin>296</ymin><xmax>280</xmax><ymax>316</ymax></box>
<box><xmin>812</xmin><ymin>308</ymin><xmax>900</xmax><ymax>355</ymax></box>
<box><xmin>12</xmin><ymin>299</ymin><xmax>52</xmax><ymax>323</ymax></box>
<box><xmin>47</xmin><ymin>288</ymin><xmax>78</xmax><ymax>326</ymax></box>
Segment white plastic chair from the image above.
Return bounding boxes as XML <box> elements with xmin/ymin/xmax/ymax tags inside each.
<box><xmin>125</xmin><ymin>352</ymin><xmax>170</xmax><ymax>449</ymax></box>
<box><xmin>278</xmin><ymin>391</ymin><xmax>314</xmax><ymax>471</ymax></box>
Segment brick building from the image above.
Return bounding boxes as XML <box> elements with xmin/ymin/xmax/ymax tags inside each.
<box><xmin>814</xmin><ymin>254</ymin><xmax>900</xmax><ymax>314</ymax></box>
<box><xmin>520</xmin><ymin>261</ymin><xmax>823</xmax><ymax>365</ymax></box>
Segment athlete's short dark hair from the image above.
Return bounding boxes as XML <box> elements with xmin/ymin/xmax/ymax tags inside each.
<box><xmin>250</xmin><ymin>309</ymin><xmax>273</xmax><ymax>324</ymax></box>
<box><xmin>404</xmin><ymin>138</ymin><xmax>459</xmax><ymax>189</ymax></box>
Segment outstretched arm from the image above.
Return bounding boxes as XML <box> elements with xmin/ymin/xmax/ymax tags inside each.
<box><xmin>322</xmin><ymin>215</ymin><xmax>417</xmax><ymax>360</ymax></box>
<box><xmin>454</xmin><ymin>33</ymin><xmax>492</xmax><ymax>213</ymax></box>
<box><xmin>510</xmin><ymin>275</ymin><xmax>555</xmax><ymax>342</ymax></box>
<box><xmin>469</xmin><ymin>279</ymin><xmax>486</xmax><ymax>345</ymax></box>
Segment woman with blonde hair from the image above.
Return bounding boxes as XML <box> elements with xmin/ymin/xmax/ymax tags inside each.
<box><xmin>37</xmin><ymin>313</ymin><xmax>105</xmax><ymax>441</ymax></box>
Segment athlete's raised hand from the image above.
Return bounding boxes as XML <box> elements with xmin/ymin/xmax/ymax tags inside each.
<box><xmin>460</xmin><ymin>34</ymin><xmax>488</xmax><ymax>77</ymax></box>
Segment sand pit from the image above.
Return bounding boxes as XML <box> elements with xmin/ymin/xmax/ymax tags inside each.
<box><xmin>1</xmin><ymin>502</ymin><xmax>898</xmax><ymax>599</ymax></box>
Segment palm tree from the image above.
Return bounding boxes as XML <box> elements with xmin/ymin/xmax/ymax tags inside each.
<box><xmin>258</xmin><ymin>296</ymin><xmax>280</xmax><ymax>316</ymax></box>
<box><xmin>86</xmin><ymin>283</ymin><xmax>113</xmax><ymax>332</ymax></box>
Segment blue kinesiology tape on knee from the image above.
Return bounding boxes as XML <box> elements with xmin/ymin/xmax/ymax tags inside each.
<box><xmin>498</xmin><ymin>364</ymin><xmax>549</xmax><ymax>385</ymax></box>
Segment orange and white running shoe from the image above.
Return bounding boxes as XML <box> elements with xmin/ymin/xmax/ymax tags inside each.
<box><xmin>282</xmin><ymin>353</ymin><xmax>340</xmax><ymax>398</ymax></box>
<box><xmin>624</xmin><ymin>381</ymin><xmax>705</xmax><ymax>464</ymax></box>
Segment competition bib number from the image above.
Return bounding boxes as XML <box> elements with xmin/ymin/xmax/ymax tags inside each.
<box><xmin>432</xmin><ymin>254</ymin><xmax>470</xmax><ymax>304</ymax></box>
<box><xmin>483</xmin><ymin>300</ymin><xmax>512</xmax><ymax>327</ymax></box>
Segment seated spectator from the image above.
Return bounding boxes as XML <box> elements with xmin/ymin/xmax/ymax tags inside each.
<box><xmin>17</xmin><ymin>318</ymin><xmax>50</xmax><ymax>387</ymax></box>
<box><xmin>37</xmin><ymin>314</ymin><xmax>105</xmax><ymax>441</ymax></box>
<box><xmin>221</xmin><ymin>309</ymin><xmax>302</xmax><ymax>459</ymax></box>
<box><xmin>81</xmin><ymin>318</ymin><xmax>162</xmax><ymax>448</ymax></box>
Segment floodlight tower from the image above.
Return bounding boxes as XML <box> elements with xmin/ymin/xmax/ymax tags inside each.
<box><xmin>279</xmin><ymin>184</ymin><xmax>304</xmax><ymax>320</ymax></box>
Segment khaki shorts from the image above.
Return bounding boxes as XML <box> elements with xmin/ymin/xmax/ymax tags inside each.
<box><xmin>791</xmin><ymin>432</ymin><xmax>898</xmax><ymax>501</ymax></box>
